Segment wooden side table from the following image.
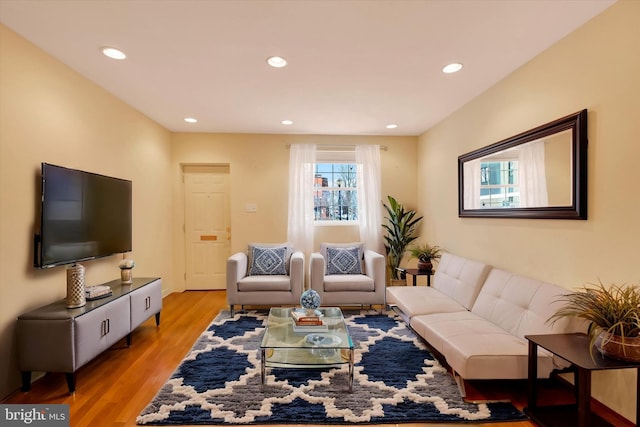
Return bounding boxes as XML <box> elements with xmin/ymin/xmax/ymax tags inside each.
<box><xmin>396</xmin><ymin>268</ymin><xmax>433</xmax><ymax>286</ymax></box>
<box><xmin>525</xmin><ymin>333</ymin><xmax>639</xmax><ymax>427</ymax></box>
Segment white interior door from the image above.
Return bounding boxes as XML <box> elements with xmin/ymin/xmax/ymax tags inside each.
<box><xmin>184</xmin><ymin>165</ymin><xmax>230</xmax><ymax>290</ymax></box>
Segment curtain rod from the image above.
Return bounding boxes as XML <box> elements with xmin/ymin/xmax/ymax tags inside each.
<box><xmin>285</xmin><ymin>144</ymin><xmax>388</xmax><ymax>151</ymax></box>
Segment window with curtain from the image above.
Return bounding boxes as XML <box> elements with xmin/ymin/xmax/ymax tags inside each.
<box><xmin>479</xmin><ymin>160</ymin><xmax>520</xmax><ymax>208</ymax></box>
<box><xmin>313</xmin><ymin>163</ymin><xmax>358</xmax><ymax>221</ymax></box>
<box><xmin>288</xmin><ymin>144</ymin><xmax>382</xmax><ymax>254</ymax></box>
<box><xmin>470</xmin><ymin>139</ymin><xmax>548</xmax><ymax>209</ymax></box>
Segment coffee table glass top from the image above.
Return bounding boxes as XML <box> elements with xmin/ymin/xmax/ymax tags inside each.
<box><xmin>261</xmin><ymin>307</ymin><xmax>353</xmax><ymax>366</ymax></box>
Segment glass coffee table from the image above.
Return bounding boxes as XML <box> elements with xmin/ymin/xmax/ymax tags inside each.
<box><xmin>260</xmin><ymin>307</ymin><xmax>355</xmax><ymax>392</ymax></box>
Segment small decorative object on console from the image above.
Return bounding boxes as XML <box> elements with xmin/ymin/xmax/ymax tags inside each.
<box><xmin>66</xmin><ymin>263</ymin><xmax>86</xmax><ymax>308</ymax></box>
<box><xmin>119</xmin><ymin>259</ymin><xmax>135</xmax><ymax>284</ymax></box>
<box><xmin>85</xmin><ymin>284</ymin><xmax>113</xmax><ymax>300</ymax></box>
<box><xmin>300</xmin><ymin>289</ymin><xmax>321</xmax><ymax>310</ymax></box>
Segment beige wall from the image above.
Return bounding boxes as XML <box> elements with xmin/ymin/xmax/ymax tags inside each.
<box><xmin>0</xmin><ymin>26</ymin><xmax>173</xmax><ymax>398</ymax></box>
<box><xmin>418</xmin><ymin>1</ymin><xmax>639</xmax><ymax>421</ymax></box>
<box><xmin>170</xmin><ymin>133</ymin><xmax>418</xmax><ymax>291</ymax></box>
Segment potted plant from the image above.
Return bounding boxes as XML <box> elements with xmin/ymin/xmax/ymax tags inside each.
<box><xmin>549</xmin><ymin>282</ymin><xmax>640</xmax><ymax>362</ymax></box>
<box><xmin>408</xmin><ymin>243</ymin><xmax>442</xmax><ymax>273</ymax></box>
<box><xmin>382</xmin><ymin>196</ymin><xmax>423</xmax><ymax>283</ymax></box>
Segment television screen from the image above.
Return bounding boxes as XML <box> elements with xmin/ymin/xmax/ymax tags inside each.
<box><xmin>35</xmin><ymin>163</ymin><xmax>132</xmax><ymax>268</ymax></box>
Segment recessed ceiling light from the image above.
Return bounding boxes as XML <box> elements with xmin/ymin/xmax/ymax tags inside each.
<box><xmin>184</xmin><ymin>117</ymin><xmax>198</xmax><ymax>123</ymax></box>
<box><xmin>442</xmin><ymin>63</ymin><xmax>463</xmax><ymax>74</ymax></box>
<box><xmin>386</xmin><ymin>124</ymin><xmax>398</xmax><ymax>129</ymax></box>
<box><xmin>281</xmin><ymin>120</ymin><xmax>293</xmax><ymax>125</ymax></box>
<box><xmin>101</xmin><ymin>47</ymin><xmax>126</xmax><ymax>60</ymax></box>
<box><xmin>267</xmin><ymin>56</ymin><xmax>287</xmax><ymax>68</ymax></box>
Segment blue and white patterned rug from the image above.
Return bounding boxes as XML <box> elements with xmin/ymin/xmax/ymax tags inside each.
<box><xmin>137</xmin><ymin>310</ymin><xmax>527</xmax><ymax>425</ymax></box>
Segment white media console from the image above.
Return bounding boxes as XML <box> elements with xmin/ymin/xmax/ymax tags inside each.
<box><xmin>17</xmin><ymin>277</ymin><xmax>162</xmax><ymax>393</ymax></box>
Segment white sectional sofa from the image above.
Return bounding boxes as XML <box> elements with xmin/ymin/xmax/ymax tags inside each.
<box><xmin>386</xmin><ymin>253</ymin><xmax>583</xmax><ymax>385</ymax></box>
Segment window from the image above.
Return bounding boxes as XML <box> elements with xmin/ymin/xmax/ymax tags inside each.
<box><xmin>313</xmin><ymin>163</ymin><xmax>358</xmax><ymax>221</ymax></box>
<box><xmin>479</xmin><ymin>161</ymin><xmax>520</xmax><ymax>208</ymax></box>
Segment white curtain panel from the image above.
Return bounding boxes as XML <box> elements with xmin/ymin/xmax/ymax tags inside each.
<box><xmin>519</xmin><ymin>140</ymin><xmax>549</xmax><ymax>207</ymax></box>
<box><xmin>355</xmin><ymin>145</ymin><xmax>383</xmax><ymax>254</ymax></box>
<box><xmin>287</xmin><ymin>144</ymin><xmax>316</xmax><ymax>256</ymax></box>
<box><xmin>463</xmin><ymin>159</ymin><xmax>481</xmax><ymax>209</ymax></box>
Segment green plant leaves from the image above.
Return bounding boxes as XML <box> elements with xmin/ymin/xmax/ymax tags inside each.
<box><xmin>382</xmin><ymin>196</ymin><xmax>423</xmax><ymax>280</ymax></box>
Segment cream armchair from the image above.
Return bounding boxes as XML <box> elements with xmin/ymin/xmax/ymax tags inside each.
<box><xmin>310</xmin><ymin>243</ymin><xmax>385</xmax><ymax>307</ymax></box>
<box><xmin>226</xmin><ymin>244</ymin><xmax>304</xmax><ymax>315</ymax></box>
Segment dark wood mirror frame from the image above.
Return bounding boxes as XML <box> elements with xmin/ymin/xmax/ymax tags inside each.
<box><xmin>458</xmin><ymin>109</ymin><xmax>588</xmax><ymax>219</ymax></box>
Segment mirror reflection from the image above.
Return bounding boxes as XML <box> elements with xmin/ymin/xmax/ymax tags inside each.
<box><xmin>463</xmin><ymin>129</ymin><xmax>572</xmax><ymax>209</ymax></box>
<box><xmin>458</xmin><ymin>109</ymin><xmax>587</xmax><ymax>219</ymax></box>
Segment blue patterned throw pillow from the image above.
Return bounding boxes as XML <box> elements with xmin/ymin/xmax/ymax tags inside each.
<box><xmin>249</xmin><ymin>246</ymin><xmax>287</xmax><ymax>275</ymax></box>
<box><xmin>326</xmin><ymin>246</ymin><xmax>362</xmax><ymax>275</ymax></box>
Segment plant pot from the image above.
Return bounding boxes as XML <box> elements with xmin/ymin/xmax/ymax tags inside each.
<box><xmin>417</xmin><ymin>260</ymin><xmax>433</xmax><ymax>272</ymax></box>
<box><xmin>596</xmin><ymin>332</ymin><xmax>640</xmax><ymax>362</ymax></box>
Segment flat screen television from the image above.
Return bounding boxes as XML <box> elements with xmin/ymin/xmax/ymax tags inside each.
<box><xmin>34</xmin><ymin>163</ymin><xmax>132</xmax><ymax>268</ymax></box>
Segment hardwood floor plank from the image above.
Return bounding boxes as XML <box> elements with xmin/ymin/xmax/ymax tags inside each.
<box><xmin>2</xmin><ymin>290</ymin><xmax>627</xmax><ymax>427</ymax></box>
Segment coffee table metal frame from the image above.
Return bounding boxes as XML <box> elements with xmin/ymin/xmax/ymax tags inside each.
<box><xmin>260</xmin><ymin>307</ymin><xmax>355</xmax><ymax>392</ymax></box>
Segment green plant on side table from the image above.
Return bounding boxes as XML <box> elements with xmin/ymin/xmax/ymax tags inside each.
<box><xmin>382</xmin><ymin>196</ymin><xmax>423</xmax><ymax>284</ymax></box>
<box><xmin>408</xmin><ymin>243</ymin><xmax>442</xmax><ymax>273</ymax></box>
<box><xmin>549</xmin><ymin>282</ymin><xmax>640</xmax><ymax>362</ymax></box>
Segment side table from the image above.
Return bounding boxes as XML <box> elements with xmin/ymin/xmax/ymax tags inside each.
<box><xmin>525</xmin><ymin>333</ymin><xmax>639</xmax><ymax>427</ymax></box>
<box><xmin>397</xmin><ymin>268</ymin><xmax>433</xmax><ymax>286</ymax></box>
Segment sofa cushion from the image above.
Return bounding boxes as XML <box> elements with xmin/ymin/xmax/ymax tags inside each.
<box><xmin>325</xmin><ymin>246</ymin><xmax>362</xmax><ymax>275</ymax></box>
<box><xmin>248</xmin><ymin>246</ymin><xmax>288</xmax><ymax>275</ymax></box>
<box><xmin>323</xmin><ymin>274</ymin><xmax>374</xmax><ymax>292</ymax></box>
<box><xmin>411</xmin><ymin>311</ymin><xmax>517</xmax><ymax>354</ymax></box>
<box><xmin>386</xmin><ymin>253</ymin><xmax>491</xmax><ymax>318</ymax></box>
<box><xmin>237</xmin><ymin>275</ymin><xmax>291</xmax><ymax>291</ymax></box>
<box><xmin>411</xmin><ymin>311</ymin><xmax>557</xmax><ymax>379</ymax></box>
<box><xmin>386</xmin><ymin>286</ymin><xmax>468</xmax><ymax>318</ymax></box>
<box><xmin>470</xmin><ymin>268</ymin><xmax>583</xmax><ymax>340</ymax></box>
<box><xmin>431</xmin><ymin>253</ymin><xmax>492</xmax><ymax>310</ymax></box>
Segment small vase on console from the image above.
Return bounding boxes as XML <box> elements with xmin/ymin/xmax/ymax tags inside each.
<box><xmin>119</xmin><ymin>259</ymin><xmax>135</xmax><ymax>284</ymax></box>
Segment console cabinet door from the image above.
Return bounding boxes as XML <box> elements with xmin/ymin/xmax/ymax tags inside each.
<box><xmin>130</xmin><ymin>279</ymin><xmax>162</xmax><ymax>329</ymax></box>
<box><xmin>105</xmin><ymin>296</ymin><xmax>131</xmax><ymax>346</ymax></box>
<box><xmin>75</xmin><ymin>305</ymin><xmax>109</xmax><ymax>368</ymax></box>
<box><xmin>75</xmin><ymin>297</ymin><xmax>130</xmax><ymax>368</ymax></box>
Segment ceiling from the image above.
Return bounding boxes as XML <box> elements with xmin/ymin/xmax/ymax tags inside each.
<box><xmin>0</xmin><ymin>0</ymin><xmax>615</xmax><ymax>136</ymax></box>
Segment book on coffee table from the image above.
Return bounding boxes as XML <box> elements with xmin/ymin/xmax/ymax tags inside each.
<box><xmin>291</xmin><ymin>318</ymin><xmax>328</xmax><ymax>333</ymax></box>
<box><xmin>291</xmin><ymin>310</ymin><xmax>322</xmax><ymax>322</ymax></box>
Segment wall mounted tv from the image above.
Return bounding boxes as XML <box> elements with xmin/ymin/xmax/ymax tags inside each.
<box><xmin>34</xmin><ymin>163</ymin><xmax>132</xmax><ymax>269</ymax></box>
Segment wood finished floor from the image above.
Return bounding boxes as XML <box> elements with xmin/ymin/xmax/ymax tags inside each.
<box><xmin>2</xmin><ymin>290</ymin><xmax>629</xmax><ymax>427</ymax></box>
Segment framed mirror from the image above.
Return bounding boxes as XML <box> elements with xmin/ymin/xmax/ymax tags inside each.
<box><xmin>458</xmin><ymin>109</ymin><xmax>587</xmax><ymax>219</ymax></box>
